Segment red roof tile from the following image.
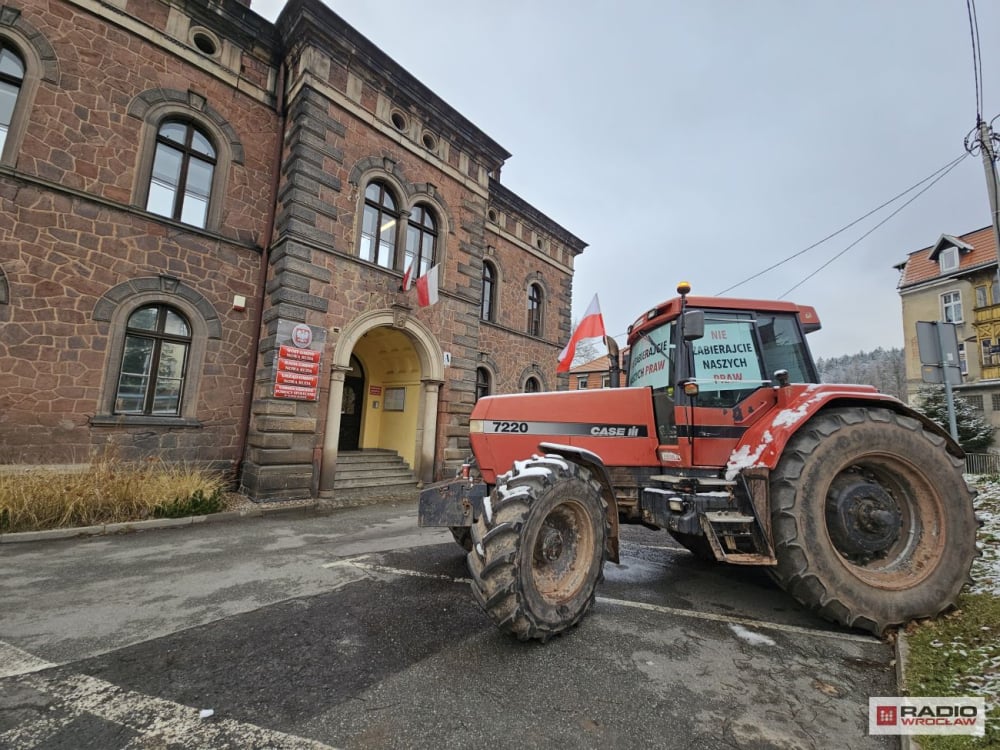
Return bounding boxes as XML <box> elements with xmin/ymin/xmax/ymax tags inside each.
<box><xmin>899</xmin><ymin>225</ymin><xmax>998</xmax><ymax>288</ymax></box>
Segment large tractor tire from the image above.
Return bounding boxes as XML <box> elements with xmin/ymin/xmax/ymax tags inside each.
<box><xmin>769</xmin><ymin>407</ymin><xmax>977</xmax><ymax>635</ymax></box>
<box><xmin>467</xmin><ymin>456</ymin><xmax>608</xmax><ymax>642</ymax></box>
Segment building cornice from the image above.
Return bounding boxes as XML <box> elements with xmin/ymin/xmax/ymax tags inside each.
<box><xmin>277</xmin><ymin>0</ymin><xmax>511</xmax><ymax>172</ymax></box>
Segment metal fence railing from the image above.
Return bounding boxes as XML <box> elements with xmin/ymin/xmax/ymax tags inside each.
<box><xmin>965</xmin><ymin>452</ymin><xmax>1000</xmax><ymax>476</ymax></box>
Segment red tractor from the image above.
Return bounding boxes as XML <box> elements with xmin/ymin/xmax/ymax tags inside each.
<box><xmin>418</xmin><ymin>283</ymin><xmax>978</xmax><ymax>641</ymax></box>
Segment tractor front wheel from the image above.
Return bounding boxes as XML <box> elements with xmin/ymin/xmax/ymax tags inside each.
<box><xmin>467</xmin><ymin>456</ymin><xmax>608</xmax><ymax>641</ymax></box>
<box><xmin>770</xmin><ymin>407</ymin><xmax>977</xmax><ymax>635</ymax></box>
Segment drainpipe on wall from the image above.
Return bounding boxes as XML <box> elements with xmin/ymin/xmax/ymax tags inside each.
<box><xmin>235</xmin><ymin>61</ymin><xmax>286</xmax><ymax>492</ymax></box>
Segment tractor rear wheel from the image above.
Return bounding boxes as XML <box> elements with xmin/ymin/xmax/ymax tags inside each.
<box><xmin>770</xmin><ymin>407</ymin><xmax>977</xmax><ymax>635</ymax></box>
<box><xmin>467</xmin><ymin>456</ymin><xmax>608</xmax><ymax>641</ymax></box>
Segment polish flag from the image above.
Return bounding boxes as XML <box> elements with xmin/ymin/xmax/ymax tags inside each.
<box><xmin>401</xmin><ymin>258</ymin><xmax>415</xmax><ymax>291</ymax></box>
<box><xmin>557</xmin><ymin>294</ymin><xmax>606</xmax><ymax>372</ymax></box>
<box><xmin>415</xmin><ymin>264</ymin><xmax>440</xmax><ymax>307</ymax></box>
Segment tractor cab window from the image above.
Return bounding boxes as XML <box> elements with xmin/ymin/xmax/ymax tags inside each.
<box><xmin>627</xmin><ymin>321</ymin><xmax>676</xmax><ymax>441</ymax></box>
<box><xmin>690</xmin><ymin>314</ymin><xmax>767</xmax><ymax>408</ymax></box>
<box><xmin>757</xmin><ymin>313</ymin><xmax>817</xmax><ymax>384</ymax></box>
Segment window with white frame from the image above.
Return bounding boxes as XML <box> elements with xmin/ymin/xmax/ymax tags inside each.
<box><xmin>976</xmin><ymin>285</ymin><xmax>989</xmax><ymax>309</ymax></box>
<box><xmin>941</xmin><ymin>291</ymin><xmax>963</xmax><ymax>323</ymax></box>
<box><xmin>982</xmin><ymin>338</ymin><xmax>995</xmax><ymax>367</ymax></box>
<box><xmin>938</xmin><ymin>246</ymin><xmax>958</xmax><ymax>273</ymax></box>
<box><xmin>959</xmin><ymin>342</ymin><xmax>968</xmax><ymax>375</ymax></box>
<box><xmin>576</xmin><ymin>375</ymin><xmax>588</xmax><ymax>389</ymax></box>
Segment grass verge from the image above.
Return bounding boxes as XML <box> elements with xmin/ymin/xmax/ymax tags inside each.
<box><xmin>0</xmin><ymin>456</ymin><xmax>232</xmax><ymax>533</ymax></box>
<box><xmin>902</xmin><ymin>478</ymin><xmax>1000</xmax><ymax>748</ymax></box>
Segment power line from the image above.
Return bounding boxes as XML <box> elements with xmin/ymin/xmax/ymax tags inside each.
<box><xmin>716</xmin><ymin>153</ymin><xmax>968</xmax><ymax>296</ymax></box>
<box><xmin>967</xmin><ymin>0</ymin><xmax>984</xmax><ymax>120</ymax></box>
<box><xmin>778</xmin><ymin>153</ymin><xmax>970</xmax><ymax>299</ymax></box>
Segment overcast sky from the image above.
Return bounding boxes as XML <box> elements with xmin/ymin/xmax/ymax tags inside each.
<box><xmin>253</xmin><ymin>0</ymin><xmax>1000</xmax><ymax>360</ymax></box>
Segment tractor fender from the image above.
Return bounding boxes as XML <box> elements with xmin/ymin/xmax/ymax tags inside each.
<box><xmin>726</xmin><ymin>388</ymin><xmax>964</xmax><ymax>481</ymax></box>
<box><xmin>538</xmin><ymin>441</ymin><xmax>621</xmax><ymax>563</ymax></box>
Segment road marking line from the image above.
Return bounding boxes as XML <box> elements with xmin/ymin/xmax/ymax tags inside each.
<box><xmin>323</xmin><ymin>559</ymin><xmax>471</xmax><ymax>584</ymax></box>
<box><xmin>319</xmin><ymin>560</ymin><xmax>879</xmax><ymax>644</ymax></box>
<box><xmin>595</xmin><ymin>596</ymin><xmax>880</xmax><ymax>643</ymax></box>
<box><xmin>0</xmin><ymin>640</ymin><xmax>58</xmax><ymax>677</ymax></box>
<box><xmin>0</xmin><ymin>641</ymin><xmax>340</xmax><ymax>750</ymax></box>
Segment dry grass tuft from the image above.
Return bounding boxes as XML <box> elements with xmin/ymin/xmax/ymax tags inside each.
<box><xmin>0</xmin><ymin>454</ymin><xmax>231</xmax><ymax>533</ymax></box>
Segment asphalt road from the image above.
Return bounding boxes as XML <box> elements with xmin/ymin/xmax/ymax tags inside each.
<box><xmin>0</xmin><ymin>503</ymin><xmax>900</xmax><ymax>749</ymax></box>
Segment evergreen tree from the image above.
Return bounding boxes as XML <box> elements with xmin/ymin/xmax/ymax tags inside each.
<box><xmin>912</xmin><ymin>384</ymin><xmax>995</xmax><ymax>453</ymax></box>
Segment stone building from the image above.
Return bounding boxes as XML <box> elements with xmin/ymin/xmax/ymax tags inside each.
<box><xmin>0</xmin><ymin>0</ymin><xmax>586</xmax><ymax>499</ymax></box>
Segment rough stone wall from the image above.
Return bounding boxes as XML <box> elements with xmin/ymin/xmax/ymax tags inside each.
<box><xmin>0</xmin><ymin>0</ymin><xmax>277</xmax><ymax>466</ymax></box>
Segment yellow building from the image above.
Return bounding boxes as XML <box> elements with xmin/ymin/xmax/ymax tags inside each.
<box><xmin>896</xmin><ymin>226</ymin><xmax>1000</xmax><ymax>448</ymax></box>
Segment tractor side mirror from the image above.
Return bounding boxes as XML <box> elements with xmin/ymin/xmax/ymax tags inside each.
<box><xmin>682</xmin><ymin>310</ymin><xmax>705</xmax><ymax>341</ymax></box>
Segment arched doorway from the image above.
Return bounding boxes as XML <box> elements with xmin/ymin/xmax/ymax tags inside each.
<box><xmin>338</xmin><ymin>355</ymin><xmax>365</xmax><ymax>451</ymax></box>
<box><xmin>320</xmin><ymin>307</ymin><xmax>445</xmax><ymax>490</ymax></box>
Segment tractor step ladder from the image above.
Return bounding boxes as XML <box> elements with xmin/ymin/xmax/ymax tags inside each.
<box><xmin>699</xmin><ymin>509</ymin><xmax>776</xmax><ymax>565</ymax></box>
<box><xmin>651</xmin><ymin>475</ymin><xmax>776</xmax><ymax>565</ymax></box>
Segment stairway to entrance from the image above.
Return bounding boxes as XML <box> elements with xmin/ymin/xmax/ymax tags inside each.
<box><xmin>325</xmin><ymin>449</ymin><xmax>419</xmax><ymax>505</ymax></box>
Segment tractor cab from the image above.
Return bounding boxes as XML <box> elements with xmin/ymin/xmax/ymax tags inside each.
<box><xmin>625</xmin><ymin>283</ymin><xmax>822</xmax><ymax>468</ymax></box>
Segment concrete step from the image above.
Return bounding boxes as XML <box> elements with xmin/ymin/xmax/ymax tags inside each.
<box><xmin>335</xmin><ymin>466</ymin><xmax>415</xmax><ymax>481</ymax></box>
<box><xmin>335</xmin><ymin>475</ymin><xmax>419</xmax><ymax>490</ymax></box>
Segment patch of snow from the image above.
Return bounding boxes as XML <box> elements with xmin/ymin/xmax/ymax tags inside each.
<box><xmin>771</xmin><ymin>405</ymin><xmax>811</xmax><ymax>429</ymax></box>
<box><xmin>475</xmin><ymin>541</ymin><xmax>484</xmax><ymax>558</ymax></box>
<box><xmin>728</xmin><ymin>623</ymin><xmax>776</xmax><ymax>647</ymax></box>
<box><xmin>725</xmin><ymin>443</ymin><xmax>767</xmax><ymax>481</ymax></box>
<box><xmin>968</xmin><ymin>477</ymin><xmax>1000</xmax><ymax>597</ymax></box>
<box><xmin>539</xmin><ymin>455</ymin><xmax>570</xmax><ymax>471</ymax></box>
<box><xmin>512</xmin><ymin>459</ymin><xmax>553</xmax><ymax>479</ymax></box>
<box><xmin>482</xmin><ymin>493</ymin><xmax>493</xmax><ymax>524</ymax></box>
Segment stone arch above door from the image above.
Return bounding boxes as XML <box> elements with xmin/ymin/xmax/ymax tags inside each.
<box><xmin>333</xmin><ymin>306</ymin><xmax>445</xmax><ymax>381</ymax></box>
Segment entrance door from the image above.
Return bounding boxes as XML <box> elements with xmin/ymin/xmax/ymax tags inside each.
<box><xmin>339</xmin><ymin>375</ymin><xmax>364</xmax><ymax>450</ymax></box>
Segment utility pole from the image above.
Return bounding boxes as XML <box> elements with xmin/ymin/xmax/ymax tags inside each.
<box><xmin>974</xmin><ymin>119</ymin><xmax>1000</xmax><ymax>264</ymax></box>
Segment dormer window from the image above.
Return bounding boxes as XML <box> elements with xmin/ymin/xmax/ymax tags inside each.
<box><xmin>938</xmin><ymin>246</ymin><xmax>958</xmax><ymax>273</ymax></box>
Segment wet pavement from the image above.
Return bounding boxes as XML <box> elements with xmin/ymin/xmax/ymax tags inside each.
<box><xmin>0</xmin><ymin>503</ymin><xmax>899</xmax><ymax>749</ymax></box>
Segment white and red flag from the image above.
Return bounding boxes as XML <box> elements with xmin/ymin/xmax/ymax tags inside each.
<box><xmin>415</xmin><ymin>264</ymin><xmax>440</xmax><ymax>307</ymax></box>
<box><xmin>557</xmin><ymin>294</ymin><xmax>606</xmax><ymax>372</ymax></box>
<box><xmin>401</xmin><ymin>260</ymin><xmax>440</xmax><ymax>307</ymax></box>
<box><xmin>401</xmin><ymin>259</ymin><xmax>415</xmax><ymax>291</ymax></box>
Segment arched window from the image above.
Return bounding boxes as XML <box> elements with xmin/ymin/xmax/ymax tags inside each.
<box><xmin>115</xmin><ymin>305</ymin><xmax>191</xmax><ymax>416</ymax></box>
<box><xmin>0</xmin><ymin>43</ymin><xmax>25</xmax><ymax>156</ymax></box>
<box><xmin>524</xmin><ymin>376</ymin><xmax>541</xmax><ymax>393</ymax></box>
<box><xmin>481</xmin><ymin>261</ymin><xmax>496</xmax><ymax>322</ymax></box>
<box><xmin>475</xmin><ymin>367</ymin><xmax>492</xmax><ymax>402</ymax></box>
<box><xmin>146</xmin><ymin>120</ymin><xmax>217</xmax><ymax>228</ymax></box>
<box><xmin>527</xmin><ymin>283</ymin><xmax>543</xmax><ymax>337</ymax></box>
<box><xmin>360</xmin><ymin>181</ymin><xmax>399</xmax><ymax>269</ymax></box>
<box><xmin>405</xmin><ymin>204</ymin><xmax>437</xmax><ymax>277</ymax></box>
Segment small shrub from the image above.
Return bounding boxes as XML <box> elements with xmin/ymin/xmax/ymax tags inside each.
<box><xmin>0</xmin><ymin>454</ymin><xmax>231</xmax><ymax>533</ymax></box>
<box><xmin>152</xmin><ymin>488</ymin><xmax>225</xmax><ymax>519</ymax></box>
